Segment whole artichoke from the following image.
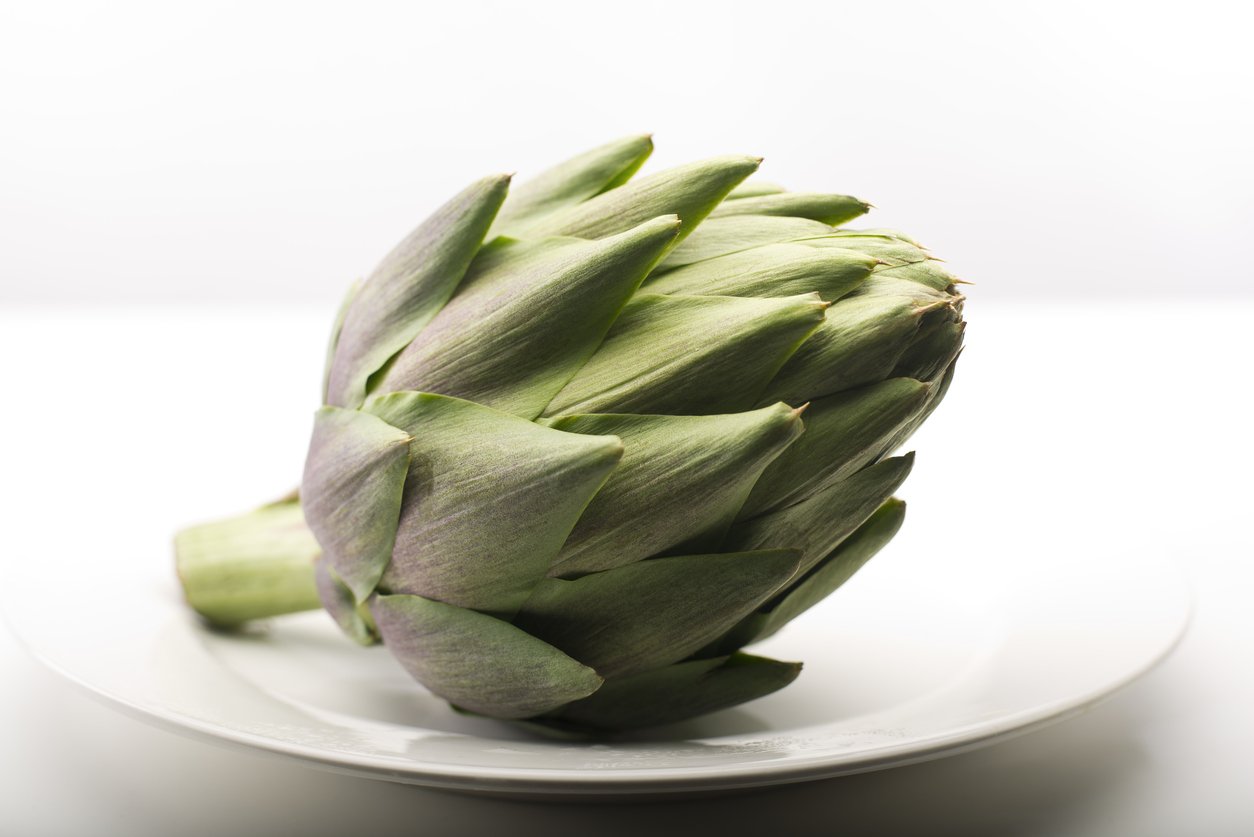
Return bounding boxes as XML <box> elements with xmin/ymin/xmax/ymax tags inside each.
<box><xmin>175</xmin><ymin>136</ymin><xmax>966</xmax><ymax>734</ymax></box>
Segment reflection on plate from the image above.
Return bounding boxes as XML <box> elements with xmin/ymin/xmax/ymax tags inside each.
<box><xmin>3</xmin><ymin>516</ymin><xmax>1189</xmax><ymax>797</ymax></box>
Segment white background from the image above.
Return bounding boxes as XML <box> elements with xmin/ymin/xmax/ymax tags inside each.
<box><xmin>2</xmin><ymin>0</ymin><xmax>1252</xmax><ymax>304</ymax></box>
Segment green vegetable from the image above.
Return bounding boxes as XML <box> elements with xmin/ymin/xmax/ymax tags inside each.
<box><xmin>175</xmin><ymin>136</ymin><xmax>966</xmax><ymax>734</ymax></box>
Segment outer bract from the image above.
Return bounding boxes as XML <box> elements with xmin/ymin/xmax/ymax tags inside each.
<box><xmin>175</xmin><ymin>136</ymin><xmax>966</xmax><ymax>735</ymax></box>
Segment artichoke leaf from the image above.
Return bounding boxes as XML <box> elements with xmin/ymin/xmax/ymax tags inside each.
<box><xmin>325</xmin><ymin>175</ymin><xmax>510</xmax><ymax>408</ymax></box>
<box><xmin>740</xmin><ymin>378</ymin><xmax>932</xmax><ymax>518</ymax></box>
<box><xmin>644</xmin><ymin>243</ymin><xmax>874</xmax><ymax>302</ymax></box>
<box><xmin>803</xmin><ymin>231</ymin><xmax>957</xmax><ymax>290</ymax></box>
<box><xmin>875</xmin><ymin>356</ymin><xmax>960</xmax><ymax>461</ymax></box>
<box><xmin>893</xmin><ymin>314</ymin><xmax>966</xmax><ymax>382</ymax></box>
<box><xmin>364</xmin><ymin>392</ymin><xmax>622</xmax><ymax>617</ymax></box>
<box><xmin>321</xmin><ymin>277</ymin><xmax>363</xmax><ymax>404</ymax></box>
<box><xmin>314</xmin><ymin>557</ymin><xmax>377</xmax><ymax>645</ymax></box>
<box><xmin>725</xmin><ymin>454</ymin><xmax>913</xmax><ymax>577</ymax></box>
<box><xmin>507</xmin><ymin>155</ymin><xmax>760</xmax><ymax>246</ymax></box>
<box><xmin>871</xmin><ymin>258</ymin><xmax>961</xmax><ymax>291</ymax></box>
<box><xmin>724</xmin><ymin>179</ymin><xmax>787</xmax><ymax>199</ymax></box>
<box><xmin>849</xmin><ymin>274</ymin><xmax>954</xmax><ymax>300</ymax></box>
<box><xmin>710</xmin><ymin>192</ymin><xmax>870</xmax><ymax>226</ymax></box>
<box><xmin>837</xmin><ymin>227</ymin><xmax>925</xmax><ymax>247</ymax></box>
<box><xmin>802</xmin><ymin>231</ymin><xmax>928</xmax><ymax>261</ymax></box>
<box><xmin>659</xmin><ymin>215</ymin><xmax>833</xmax><ymax>269</ymax></box>
<box><xmin>543</xmin><ymin>404</ymin><xmax>805</xmax><ymax>576</ymax></box>
<box><xmin>556</xmin><ymin>652</ymin><xmax>801</xmax><ymax>731</ymax></box>
<box><xmin>371</xmin><ymin>593</ymin><xmax>603</xmax><ymax>719</ymax></box>
<box><xmin>752</xmin><ymin>499</ymin><xmax>906</xmax><ymax>643</ymax></box>
<box><xmin>377</xmin><ymin>216</ymin><xmax>680</xmax><ymax>419</ymax></box>
<box><xmin>514</xmin><ymin>549</ymin><xmax>801</xmax><ymax>678</ymax></box>
<box><xmin>759</xmin><ymin>293</ymin><xmax>944</xmax><ymax>404</ymax></box>
<box><xmin>543</xmin><ymin>292</ymin><xmax>826</xmax><ymax>417</ymax></box>
<box><xmin>301</xmin><ymin>407</ymin><xmax>411</xmax><ymax>604</ymax></box>
<box><xmin>492</xmin><ymin>134</ymin><xmax>654</xmax><ymax>234</ymax></box>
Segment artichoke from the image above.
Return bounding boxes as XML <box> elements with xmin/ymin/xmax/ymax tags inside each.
<box><xmin>175</xmin><ymin>136</ymin><xmax>966</xmax><ymax>734</ymax></box>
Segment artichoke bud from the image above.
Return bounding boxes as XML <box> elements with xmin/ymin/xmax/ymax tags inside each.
<box><xmin>180</xmin><ymin>136</ymin><xmax>968</xmax><ymax>734</ymax></box>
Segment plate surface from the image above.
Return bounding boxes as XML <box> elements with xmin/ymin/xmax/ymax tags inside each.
<box><xmin>2</xmin><ymin>518</ymin><xmax>1189</xmax><ymax>796</ymax></box>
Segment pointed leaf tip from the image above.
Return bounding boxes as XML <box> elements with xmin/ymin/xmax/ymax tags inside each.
<box><xmin>741</xmin><ymin>378</ymin><xmax>931</xmax><ymax>517</ymax></box>
<box><xmin>507</xmin><ymin>155</ymin><xmax>761</xmax><ymax>244</ymax></box>
<box><xmin>517</xmin><ymin>548</ymin><xmax>801</xmax><ymax>677</ymax></box>
<box><xmin>546</xmin><ymin>404</ymin><xmax>804</xmax><ymax>575</ymax></box>
<box><xmin>557</xmin><ymin>652</ymin><xmax>802</xmax><ymax>731</ymax></box>
<box><xmin>726</xmin><ymin>454</ymin><xmax>915</xmax><ymax>582</ymax></box>
<box><xmin>379</xmin><ymin>214</ymin><xmax>681</xmax><ymax>418</ymax></box>
<box><xmin>544</xmin><ymin>292</ymin><xmax>827</xmax><ymax>417</ymax></box>
<box><xmin>493</xmin><ymin>135</ymin><xmax>655</xmax><ymax>233</ymax></box>
<box><xmin>710</xmin><ymin>191</ymin><xmax>870</xmax><ymax>227</ymax></box>
<box><xmin>372</xmin><ymin>593</ymin><xmax>602</xmax><ymax>719</ymax></box>
<box><xmin>746</xmin><ymin>498</ymin><xmax>908</xmax><ymax>646</ymax></box>
<box><xmin>646</xmin><ymin>243</ymin><xmax>875</xmax><ymax>301</ymax></box>
<box><xmin>326</xmin><ymin>174</ymin><xmax>511</xmax><ymax>408</ymax></box>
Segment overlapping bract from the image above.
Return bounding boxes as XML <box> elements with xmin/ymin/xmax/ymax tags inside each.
<box><xmin>302</xmin><ymin>136</ymin><xmax>965</xmax><ymax>732</ymax></box>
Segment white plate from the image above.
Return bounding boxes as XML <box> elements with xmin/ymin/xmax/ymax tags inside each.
<box><xmin>2</xmin><ymin>510</ymin><xmax>1189</xmax><ymax>797</ymax></box>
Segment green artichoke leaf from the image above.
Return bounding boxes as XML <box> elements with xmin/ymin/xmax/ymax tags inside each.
<box><xmin>710</xmin><ymin>192</ymin><xmax>871</xmax><ymax>226</ymax></box>
<box><xmin>491</xmin><ymin>134</ymin><xmax>654</xmax><ymax>234</ymax></box>
<box><xmin>740</xmin><ymin>378</ymin><xmax>932</xmax><ymax>518</ymax></box>
<box><xmin>321</xmin><ymin>276</ymin><xmax>362</xmax><ymax>404</ymax></box>
<box><xmin>301</xmin><ymin>407</ymin><xmax>412</xmax><ymax>604</ymax></box>
<box><xmin>542</xmin><ymin>404</ymin><xmax>805</xmax><ymax>576</ymax></box>
<box><xmin>505</xmin><ymin>155</ymin><xmax>761</xmax><ymax>246</ymax></box>
<box><xmin>314</xmin><ymin>557</ymin><xmax>377</xmax><ymax>645</ymax></box>
<box><xmin>514</xmin><ymin>549</ymin><xmax>801</xmax><ymax>678</ymax></box>
<box><xmin>724</xmin><ymin>454</ymin><xmax>913</xmax><ymax>577</ymax></box>
<box><xmin>759</xmin><ymin>291</ymin><xmax>952</xmax><ymax>405</ymax></box>
<box><xmin>804</xmin><ymin>231</ymin><xmax>957</xmax><ymax>290</ymax></box>
<box><xmin>542</xmin><ymin>293</ymin><xmax>826</xmax><ymax>417</ymax></box>
<box><xmin>727</xmin><ymin>451</ymin><xmax>912</xmax><ymax>582</ymax></box>
<box><xmin>872</xmin><ymin>259</ymin><xmax>961</xmax><ymax>291</ymax></box>
<box><xmin>825</xmin><ymin>227</ymin><xmax>924</xmax><ymax>246</ymax></box>
<box><xmin>644</xmin><ymin>243</ymin><xmax>875</xmax><ymax>302</ymax></box>
<box><xmin>556</xmin><ymin>652</ymin><xmax>801</xmax><ymax>732</ymax></box>
<box><xmin>751</xmin><ymin>498</ymin><xmax>906</xmax><ymax>643</ymax></box>
<box><xmin>375</xmin><ymin>216</ymin><xmax>680</xmax><ymax>419</ymax></box>
<box><xmin>893</xmin><ymin>313</ymin><xmax>966</xmax><ymax>382</ymax></box>
<box><xmin>324</xmin><ymin>174</ymin><xmax>510</xmax><ymax>409</ymax></box>
<box><xmin>803</xmin><ymin>230</ymin><xmax>930</xmax><ymax>261</ymax></box>
<box><xmin>875</xmin><ymin>357</ymin><xmax>959</xmax><ymax>461</ymax></box>
<box><xmin>371</xmin><ymin>593</ymin><xmax>603</xmax><ymax>719</ymax></box>
<box><xmin>364</xmin><ymin>392</ymin><xmax>623</xmax><ymax>617</ymax></box>
<box><xmin>659</xmin><ymin>215</ymin><xmax>834</xmax><ymax>270</ymax></box>
<box><xmin>725</xmin><ymin>180</ymin><xmax>787</xmax><ymax>199</ymax></box>
<box><xmin>849</xmin><ymin>273</ymin><xmax>953</xmax><ymax>299</ymax></box>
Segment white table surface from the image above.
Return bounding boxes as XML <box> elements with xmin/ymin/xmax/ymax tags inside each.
<box><xmin>2</xmin><ymin>302</ymin><xmax>1252</xmax><ymax>836</ymax></box>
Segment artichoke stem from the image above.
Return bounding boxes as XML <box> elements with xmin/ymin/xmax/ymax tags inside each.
<box><xmin>174</xmin><ymin>497</ymin><xmax>323</xmax><ymax>627</ymax></box>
